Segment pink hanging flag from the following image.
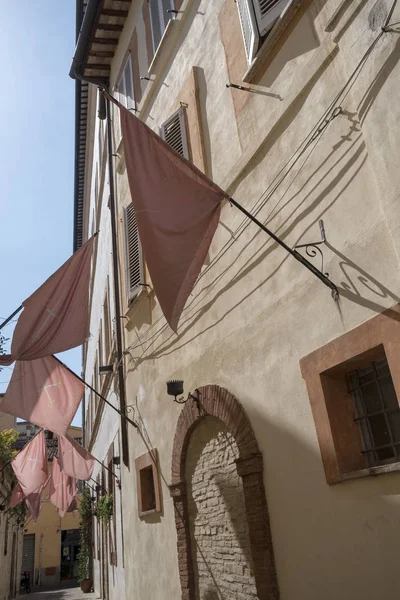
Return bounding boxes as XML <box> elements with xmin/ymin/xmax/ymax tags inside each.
<box><xmin>11</xmin><ymin>430</ymin><xmax>48</xmax><ymax>497</ymax></box>
<box><xmin>0</xmin><ymin>236</ymin><xmax>95</xmax><ymax>366</ymax></box>
<box><xmin>10</xmin><ymin>483</ymin><xmax>25</xmax><ymax>508</ymax></box>
<box><xmin>25</xmin><ymin>475</ymin><xmax>50</xmax><ymax>521</ymax></box>
<box><xmin>111</xmin><ymin>94</ymin><xmax>228</xmax><ymax>331</ymax></box>
<box><xmin>58</xmin><ymin>434</ymin><xmax>95</xmax><ymax>481</ymax></box>
<box><xmin>0</xmin><ymin>356</ymin><xmax>84</xmax><ymax>436</ymax></box>
<box><xmin>50</xmin><ymin>457</ymin><xmax>77</xmax><ymax>517</ymax></box>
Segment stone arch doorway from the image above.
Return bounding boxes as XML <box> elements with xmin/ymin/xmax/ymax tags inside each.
<box><xmin>170</xmin><ymin>385</ymin><xmax>279</xmax><ymax>600</ymax></box>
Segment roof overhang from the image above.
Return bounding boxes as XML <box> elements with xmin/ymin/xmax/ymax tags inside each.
<box><xmin>70</xmin><ymin>0</ymin><xmax>131</xmax><ymax>250</ymax></box>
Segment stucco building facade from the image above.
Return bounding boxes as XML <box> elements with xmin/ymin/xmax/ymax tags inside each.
<box><xmin>72</xmin><ymin>0</ymin><xmax>400</xmax><ymax>598</ymax></box>
<box><xmin>15</xmin><ymin>423</ymin><xmax>83</xmax><ymax>589</ymax></box>
<box><xmin>0</xmin><ymin>410</ymin><xmax>23</xmax><ymax>600</ymax></box>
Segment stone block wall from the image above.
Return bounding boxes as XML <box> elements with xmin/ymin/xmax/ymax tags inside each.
<box><xmin>185</xmin><ymin>416</ymin><xmax>258</xmax><ymax>600</ymax></box>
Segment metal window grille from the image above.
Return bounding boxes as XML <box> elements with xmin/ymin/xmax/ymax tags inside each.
<box><xmin>348</xmin><ymin>358</ymin><xmax>400</xmax><ymax>467</ymax></box>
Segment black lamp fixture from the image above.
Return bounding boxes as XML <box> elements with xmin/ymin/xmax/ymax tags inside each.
<box><xmin>166</xmin><ymin>380</ymin><xmax>200</xmax><ymax>410</ymax></box>
<box><xmin>112</xmin><ymin>456</ymin><xmax>121</xmax><ymax>467</ymax></box>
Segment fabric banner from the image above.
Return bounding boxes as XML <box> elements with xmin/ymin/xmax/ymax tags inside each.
<box><xmin>58</xmin><ymin>434</ymin><xmax>95</xmax><ymax>481</ymax></box>
<box><xmin>113</xmin><ymin>95</ymin><xmax>227</xmax><ymax>331</ymax></box>
<box><xmin>49</xmin><ymin>457</ymin><xmax>77</xmax><ymax>517</ymax></box>
<box><xmin>9</xmin><ymin>483</ymin><xmax>24</xmax><ymax>508</ymax></box>
<box><xmin>0</xmin><ymin>236</ymin><xmax>94</xmax><ymax>366</ymax></box>
<box><xmin>0</xmin><ymin>356</ymin><xmax>84</xmax><ymax>436</ymax></box>
<box><xmin>25</xmin><ymin>475</ymin><xmax>50</xmax><ymax>521</ymax></box>
<box><xmin>11</xmin><ymin>430</ymin><xmax>48</xmax><ymax>497</ymax></box>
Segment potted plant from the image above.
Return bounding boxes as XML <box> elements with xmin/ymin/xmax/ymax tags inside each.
<box><xmin>77</xmin><ymin>487</ymin><xmax>93</xmax><ymax>593</ymax></box>
<box><xmin>95</xmin><ymin>493</ymin><xmax>113</xmax><ymax>530</ymax></box>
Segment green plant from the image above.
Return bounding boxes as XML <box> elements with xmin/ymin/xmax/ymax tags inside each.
<box><xmin>77</xmin><ymin>486</ymin><xmax>92</xmax><ymax>583</ymax></box>
<box><xmin>95</xmin><ymin>494</ymin><xmax>113</xmax><ymax>530</ymax></box>
<box><xmin>0</xmin><ymin>429</ymin><xmax>18</xmax><ymax>480</ymax></box>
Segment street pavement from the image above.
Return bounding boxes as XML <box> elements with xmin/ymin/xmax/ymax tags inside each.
<box><xmin>17</xmin><ymin>583</ymin><xmax>98</xmax><ymax>599</ymax></box>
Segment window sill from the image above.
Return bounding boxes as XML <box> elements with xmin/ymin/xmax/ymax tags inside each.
<box><xmin>243</xmin><ymin>0</ymin><xmax>307</xmax><ymax>84</ymax></box>
<box><xmin>341</xmin><ymin>461</ymin><xmax>400</xmax><ymax>483</ymax></box>
<box><xmin>139</xmin><ymin>508</ymin><xmax>158</xmax><ymax>518</ymax></box>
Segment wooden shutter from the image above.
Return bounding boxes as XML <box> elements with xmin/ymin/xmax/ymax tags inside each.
<box><xmin>123</xmin><ymin>204</ymin><xmax>143</xmax><ymax>301</ymax></box>
<box><xmin>253</xmin><ymin>0</ymin><xmax>292</xmax><ymax>36</ymax></box>
<box><xmin>118</xmin><ymin>56</ymin><xmax>135</xmax><ymax>110</ymax></box>
<box><xmin>149</xmin><ymin>0</ymin><xmax>174</xmax><ymax>52</ymax></box>
<box><xmin>236</xmin><ymin>0</ymin><xmax>258</xmax><ymax>64</ymax></box>
<box><xmin>160</xmin><ymin>108</ymin><xmax>189</xmax><ymax>159</ymax></box>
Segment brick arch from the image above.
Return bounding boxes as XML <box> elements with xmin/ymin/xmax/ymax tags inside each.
<box><xmin>170</xmin><ymin>384</ymin><xmax>279</xmax><ymax>600</ymax></box>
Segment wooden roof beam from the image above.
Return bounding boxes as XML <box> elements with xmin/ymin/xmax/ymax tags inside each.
<box><xmin>89</xmin><ymin>51</ymin><xmax>115</xmax><ymax>58</ymax></box>
<box><xmin>93</xmin><ymin>37</ymin><xmax>119</xmax><ymax>45</ymax></box>
<box><xmin>101</xmin><ymin>9</ymin><xmax>129</xmax><ymax>18</ymax></box>
<box><xmin>97</xmin><ymin>23</ymin><xmax>124</xmax><ymax>31</ymax></box>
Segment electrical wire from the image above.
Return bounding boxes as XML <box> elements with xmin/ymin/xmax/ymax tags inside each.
<box><xmin>122</xmin><ymin>13</ymin><xmax>398</xmax><ymax>357</ymax></box>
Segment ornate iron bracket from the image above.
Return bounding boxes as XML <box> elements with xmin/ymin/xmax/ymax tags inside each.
<box><xmin>293</xmin><ymin>220</ymin><xmax>338</xmax><ymax>298</ymax></box>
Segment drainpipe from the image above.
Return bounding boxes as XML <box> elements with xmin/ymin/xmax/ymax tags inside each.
<box><xmin>105</xmin><ymin>97</ymin><xmax>130</xmax><ymax>467</ymax></box>
<box><xmin>70</xmin><ymin>0</ymin><xmax>129</xmax><ymax>465</ymax></box>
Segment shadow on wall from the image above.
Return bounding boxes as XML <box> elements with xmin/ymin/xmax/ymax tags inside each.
<box><xmin>127</xmin><ymin>27</ymin><xmax>400</xmax><ymax>364</ymax></box>
<box><xmin>133</xmin><ymin>392</ymin><xmax>400</xmax><ymax>599</ymax></box>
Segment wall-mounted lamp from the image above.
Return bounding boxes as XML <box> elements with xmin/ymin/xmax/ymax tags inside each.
<box><xmin>112</xmin><ymin>456</ymin><xmax>121</xmax><ymax>467</ymax></box>
<box><xmin>166</xmin><ymin>381</ymin><xmax>200</xmax><ymax>410</ymax></box>
<box><xmin>95</xmin><ymin>485</ymin><xmax>102</xmax><ymax>495</ymax></box>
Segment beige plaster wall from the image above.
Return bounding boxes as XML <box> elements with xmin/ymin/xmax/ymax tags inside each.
<box><xmin>87</xmin><ymin>0</ymin><xmax>400</xmax><ymax>598</ymax></box>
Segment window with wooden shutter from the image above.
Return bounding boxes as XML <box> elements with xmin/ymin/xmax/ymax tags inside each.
<box><xmin>237</xmin><ymin>0</ymin><xmax>292</xmax><ymax>64</ymax></box>
<box><xmin>149</xmin><ymin>0</ymin><xmax>174</xmax><ymax>53</ymax></box>
<box><xmin>160</xmin><ymin>108</ymin><xmax>189</xmax><ymax>160</ymax></box>
<box><xmin>236</xmin><ymin>0</ymin><xmax>258</xmax><ymax>64</ymax></box>
<box><xmin>117</xmin><ymin>55</ymin><xmax>135</xmax><ymax>111</ymax></box>
<box><xmin>123</xmin><ymin>204</ymin><xmax>143</xmax><ymax>302</ymax></box>
<box><xmin>253</xmin><ymin>0</ymin><xmax>292</xmax><ymax>35</ymax></box>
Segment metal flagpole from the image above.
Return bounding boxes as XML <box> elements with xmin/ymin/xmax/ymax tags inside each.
<box><xmin>52</xmin><ymin>355</ymin><xmax>137</xmax><ymax>429</ymax></box>
<box><xmin>228</xmin><ymin>197</ymin><xmax>339</xmax><ymax>299</ymax></box>
<box><xmin>103</xmin><ymin>91</ymin><xmax>339</xmax><ymax>300</ymax></box>
<box><xmin>0</xmin><ymin>306</ymin><xmax>23</xmax><ymax>332</ymax></box>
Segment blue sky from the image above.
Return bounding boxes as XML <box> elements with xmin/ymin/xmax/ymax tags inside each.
<box><xmin>0</xmin><ymin>2</ymin><xmax>82</xmax><ymax>425</ymax></box>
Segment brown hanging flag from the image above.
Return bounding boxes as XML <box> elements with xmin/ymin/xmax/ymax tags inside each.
<box><xmin>0</xmin><ymin>356</ymin><xmax>84</xmax><ymax>436</ymax></box>
<box><xmin>111</xmin><ymin>94</ymin><xmax>228</xmax><ymax>331</ymax></box>
<box><xmin>0</xmin><ymin>236</ymin><xmax>95</xmax><ymax>366</ymax></box>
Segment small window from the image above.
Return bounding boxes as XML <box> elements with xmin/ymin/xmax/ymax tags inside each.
<box><xmin>117</xmin><ymin>55</ymin><xmax>135</xmax><ymax>111</ymax></box>
<box><xmin>123</xmin><ymin>204</ymin><xmax>143</xmax><ymax>302</ymax></box>
<box><xmin>135</xmin><ymin>449</ymin><xmax>162</xmax><ymax>517</ymax></box>
<box><xmin>160</xmin><ymin>108</ymin><xmax>189</xmax><ymax>160</ymax></box>
<box><xmin>237</xmin><ymin>0</ymin><xmax>292</xmax><ymax>64</ymax></box>
<box><xmin>348</xmin><ymin>358</ymin><xmax>400</xmax><ymax>467</ymax></box>
<box><xmin>149</xmin><ymin>0</ymin><xmax>174</xmax><ymax>53</ymax></box>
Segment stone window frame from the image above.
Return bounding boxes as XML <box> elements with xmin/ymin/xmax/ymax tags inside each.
<box><xmin>300</xmin><ymin>306</ymin><xmax>400</xmax><ymax>485</ymax></box>
<box><xmin>135</xmin><ymin>449</ymin><xmax>162</xmax><ymax>517</ymax></box>
<box><xmin>170</xmin><ymin>384</ymin><xmax>279</xmax><ymax>600</ymax></box>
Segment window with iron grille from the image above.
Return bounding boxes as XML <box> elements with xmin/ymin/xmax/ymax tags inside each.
<box><xmin>236</xmin><ymin>0</ymin><xmax>292</xmax><ymax>64</ymax></box>
<box><xmin>123</xmin><ymin>204</ymin><xmax>143</xmax><ymax>302</ymax></box>
<box><xmin>149</xmin><ymin>0</ymin><xmax>175</xmax><ymax>54</ymax></box>
<box><xmin>348</xmin><ymin>358</ymin><xmax>400</xmax><ymax>467</ymax></box>
<box><xmin>160</xmin><ymin>108</ymin><xmax>189</xmax><ymax>160</ymax></box>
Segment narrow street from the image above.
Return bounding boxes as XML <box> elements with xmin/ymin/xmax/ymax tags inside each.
<box><xmin>17</xmin><ymin>584</ymin><xmax>97</xmax><ymax>600</ymax></box>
